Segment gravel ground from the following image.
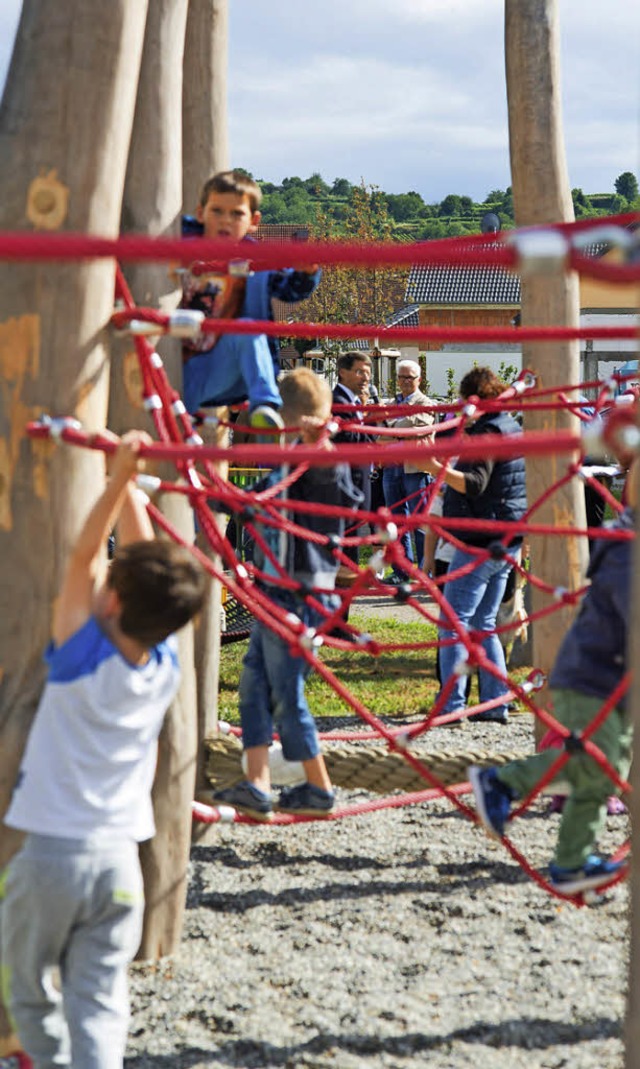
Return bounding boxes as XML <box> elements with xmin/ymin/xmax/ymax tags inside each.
<box><xmin>124</xmin><ymin>709</ymin><xmax>630</xmax><ymax>1069</ymax></box>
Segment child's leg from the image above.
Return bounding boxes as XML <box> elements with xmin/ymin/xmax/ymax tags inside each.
<box><xmin>256</xmin><ymin>616</ymin><xmax>325</xmax><ymax>773</ymax></box>
<box><xmin>182</xmin><ymin>332</ymin><xmax>281</xmax><ymax>414</ymax></box>
<box><xmin>238</xmin><ymin>623</ymin><xmax>278</xmax><ymax>792</ymax></box>
<box><xmin>2</xmin><ymin>840</ymin><xmax>74</xmax><ymax>1067</ymax></box>
<box><xmin>63</xmin><ymin>840</ymin><xmax>144</xmax><ymax>1069</ymax></box>
<box><xmin>496</xmin><ymin>746</ymin><xmax>560</xmax><ymax>800</ymax></box>
<box><xmin>302</xmin><ymin>754</ymin><xmax>333</xmax><ymax>792</ymax></box>
<box><xmin>244</xmin><ymin>745</ymin><xmax>272</xmax><ymax>794</ymax></box>
<box><xmin>552</xmin><ymin>691</ymin><xmax>630</xmax><ymax>870</ymax></box>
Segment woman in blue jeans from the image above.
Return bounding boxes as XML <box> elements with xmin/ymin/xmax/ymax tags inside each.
<box><xmin>420</xmin><ymin>367</ymin><xmax>527</xmax><ymax>724</ymax></box>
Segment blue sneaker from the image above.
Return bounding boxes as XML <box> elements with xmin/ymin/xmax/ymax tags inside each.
<box><xmin>212</xmin><ymin>780</ymin><xmax>273</xmax><ymax>822</ymax></box>
<box><xmin>468</xmin><ymin>765</ymin><xmax>514</xmax><ymax>838</ymax></box>
<box><xmin>549</xmin><ymin>854</ymin><xmax>625</xmax><ymax>895</ymax></box>
<box><xmin>275</xmin><ymin>782</ymin><xmax>335</xmax><ymax>817</ymax></box>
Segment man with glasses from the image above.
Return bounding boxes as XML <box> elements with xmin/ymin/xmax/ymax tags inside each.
<box><xmin>381</xmin><ymin>359</ymin><xmax>435</xmax><ymax>584</ymax></box>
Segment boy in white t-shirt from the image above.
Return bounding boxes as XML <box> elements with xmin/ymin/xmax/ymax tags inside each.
<box><xmin>1</xmin><ymin>432</ymin><xmax>207</xmax><ymax>1069</ymax></box>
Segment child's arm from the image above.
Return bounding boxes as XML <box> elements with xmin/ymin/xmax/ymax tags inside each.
<box><xmin>270</xmin><ymin>268</ymin><xmax>321</xmax><ymax>303</ymax></box>
<box><xmin>52</xmin><ymin>430</ymin><xmax>154</xmax><ymax>647</ymax></box>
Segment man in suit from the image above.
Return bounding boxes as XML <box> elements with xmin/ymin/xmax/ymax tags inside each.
<box><xmin>332</xmin><ymin>352</ymin><xmax>375</xmax><ymax>572</ymax></box>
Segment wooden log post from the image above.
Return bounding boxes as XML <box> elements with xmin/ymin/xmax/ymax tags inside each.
<box><xmin>109</xmin><ymin>0</ymin><xmax>206</xmax><ymax>961</ymax></box>
<box><xmin>182</xmin><ymin>0</ymin><xmax>230</xmax><ymax>809</ymax></box>
<box><xmin>182</xmin><ymin>0</ymin><xmax>229</xmax><ymax>214</ymax></box>
<box><xmin>505</xmin><ymin>0</ymin><xmax>587</xmax><ymax>736</ymax></box>
<box><xmin>625</xmin><ymin>447</ymin><xmax>640</xmax><ymax>1068</ymax></box>
<box><xmin>0</xmin><ymin>0</ymin><xmax>149</xmax><ymax>1047</ymax></box>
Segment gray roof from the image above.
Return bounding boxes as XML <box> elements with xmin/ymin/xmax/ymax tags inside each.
<box><xmin>405</xmin><ymin>254</ymin><xmax>520</xmax><ymax>306</ymax></box>
<box><xmin>404</xmin><ymin>228</ymin><xmax>635</xmax><ymax>307</ymax></box>
<box><xmin>349</xmin><ymin>304</ymin><xmax>421</xmax><ymax>350</ymax></box>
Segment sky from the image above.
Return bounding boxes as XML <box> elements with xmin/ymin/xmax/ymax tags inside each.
<box><xmin>1</xmin><ymin>1</ymin><xmax>639</xmax><ymax>204</ymax></box>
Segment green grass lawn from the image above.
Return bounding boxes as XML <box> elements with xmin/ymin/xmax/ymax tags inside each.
<box><xmin>218</xmin><ymin>610</ymin><xmax>532</xmax><ymax>725</ymax></box>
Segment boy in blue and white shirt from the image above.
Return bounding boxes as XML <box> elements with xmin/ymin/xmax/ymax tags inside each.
<box><xmin>2</xmin><ymin>432</ymin><xmax>207</xmax><ymax>1069</ymax></box>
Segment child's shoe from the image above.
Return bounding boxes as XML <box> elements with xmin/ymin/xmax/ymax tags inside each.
<box><xmin>249</xmin><ymin>405</ymin><xmax>284</xmax><ymax>440</ymax></box>
<box><xmin>211</xmin><ymin>780</ymin><xmax>273</xmax><ymax>821</ymax></box>
<box><xmin>468</xmin><ymin>765</ymin><xmax>514</xmax><ymax>838</ymax></box>
<box><xmin>275</xmin><ymin>782</ymin><xmax>335</xmax><ymax>817</ymax></box>
<box><xmin>548</xmin><ymin>854</ymin><xmax>625</xmax><ymax>895</ymax></box>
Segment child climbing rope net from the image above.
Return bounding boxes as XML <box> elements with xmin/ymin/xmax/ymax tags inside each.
<box><xmin>19</xmin><ymin>213</ymin><xmax>640</xmax><ymax>905</ymax></box>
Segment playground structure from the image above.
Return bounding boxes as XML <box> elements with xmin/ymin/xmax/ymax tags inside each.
<box><xmin>1</xmin><ymin>2</ymin><xmax>640</xmax><ymax>1064</ymax></box>
<box><xmin>16</xmin><ymin>216</ymin><xmax>640</xmax><ymax>916</ymax></box>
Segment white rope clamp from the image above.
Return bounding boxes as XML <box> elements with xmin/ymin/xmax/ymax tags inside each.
<box><xmin>228</xmin><ymin>258</ymin><xmax>253</xmax><ymax>278</ymax></box>
<box><xmin>167</xmin><ymin>309</ymin><xmax>205</xmax><ymax>338</ymax></box>
<box><xmin>44</xmin><ymin>415</ymin><xmax>82</xmax><ymax>440</ymax></box>
<box><xmin>509</xmin><ymin>228</ymin><xmax>569</xmax><ymax>276</ymax></box>
<box><xmin>377</xmin><ymin>522</ymin><xmax>399</xmax><ymax>545</ymax></box>
<box><xmin>136</xmin><ymin>474</ymin><xmax>162</xmax><ymax>495</ymax></box>
<box><xmin>128</xmin><ymin>319</ymin><xmax>162</xmax><ymax>337</ymax></box>
<box><xmin>299</xmin><ymin>627</ymin><xmax>323</xmax><ymax>652</ymax></box>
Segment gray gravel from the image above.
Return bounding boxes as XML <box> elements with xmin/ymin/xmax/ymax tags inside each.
<box><xmin>124</xmin><ymin>712</ymin><xmax>629</xmax><ymax>1069</ymax></box>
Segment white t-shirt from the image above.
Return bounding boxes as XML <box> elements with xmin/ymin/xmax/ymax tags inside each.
<box><xmin>429</xmin><ymin>489</ymin><xmax>456</xmax><ymax>565</ymax></box>
<box><xmin>5</xmin><ymin>617</ymin><xmax>180</xmax><ymax>843</ymax></box>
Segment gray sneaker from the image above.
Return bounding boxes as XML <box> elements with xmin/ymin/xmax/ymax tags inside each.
<box><xmin>275</xmin><ymin>782</ymin><xmax>335</xmax><ymax>817</ymax></box>
<box><xmin>212</xmin><ymin>780</ymin><xmax>273</xmax><ymax>821</ymax></box>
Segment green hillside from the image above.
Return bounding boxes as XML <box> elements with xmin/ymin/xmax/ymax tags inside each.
<box><xmin>253</xmin><ymin>171</ymin><xmax>639</xmax><ymax>241</ymax></box>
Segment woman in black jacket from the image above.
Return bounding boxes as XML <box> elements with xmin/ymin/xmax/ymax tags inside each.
<box><xmin>421</xmin><ymin>367</ymin><xmax>527</xmax><ymax>724</ymax></box>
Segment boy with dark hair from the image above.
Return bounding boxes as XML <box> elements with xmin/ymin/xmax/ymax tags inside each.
<box><xmin>181</xmin><ymin>169</ymin><xmax>321</xmax><ymax>433</ymax></box>
<box><xmin>469</xmin><ymin>459</ymin><xmax>637</xmax><ymax>895</ymax></box>
<box><xmin>2</xmin><ymin>431</ymin><xmax>207</xmax><ymax>1068</ymax></box>
<box><xmin>212</xmin><ymin>368</ymin><xmax>362</xmax><ymax>820</ymax></box>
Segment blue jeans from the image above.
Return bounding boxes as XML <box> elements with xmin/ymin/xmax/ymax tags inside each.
<box><xmin>239</xmin><ymin>591</ymin><xmax>338</xmax><ymax>761</ymax></box>
<box><xmin>438</xmin><ymin>547</ymin><xmax>512</xmax><ymax>714</ymax></box>
<box><xmin>382</xmin><ymin>466</ymin><xmax>427</xmax><ymax>575</ymax></box>
<box><xmin>182</xmin><ymin>325</ymin><xmax>282</xmax><ymax>414</ymax></box>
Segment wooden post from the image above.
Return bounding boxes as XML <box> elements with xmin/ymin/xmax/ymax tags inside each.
<box><xmin>110</xmin><ymin>0</ymin><xmax>216</xmax><ymax>960</ymax></box>
<box><xmin>626</xmin><ymin>475</ymin><xmax>640</xmax><ymax>1064</ymax></box>
<box><xmin>182</xmin><ymin>0</ymin><xmax>230</xmax><ymax>810</ymax></box>
<box><xmin>182</xmin><ymin>0</ymin><xmax>229</xmax><ymax>212</ymax></box>
<box><xmin>505</xmin><ymin>0</ymin><xmax>587</xmax><ymax>736</ymax></box>
<box><xmin>0</xmin><ymin>0</ymin><xmax>149</xmax><ymax>1045</ymax></box>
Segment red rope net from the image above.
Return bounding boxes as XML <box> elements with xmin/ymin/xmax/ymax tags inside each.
<box><xmin>22</xmin><ymin>213</ymin><xmax>639</xmax><ymax>905</ymax></box>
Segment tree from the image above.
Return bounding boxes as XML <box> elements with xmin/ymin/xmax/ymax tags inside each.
<box><xmin>296</xmin><ymin>183</ymin><xmax>408</xmax><ymax>384</ymax></box>
<box><xmin>614</xmin><ymin>170</ymin><xmax>638</xmax><ymax>202</ymax></box>
<box><xmin>304</xmin><ymin>172</ymin><xmax>330</xmax><ymax>196</ymax></box>
<box><xmin>385</xmin><ymin>191</ymin><xmax>426</xmax><ymax>222</ymax></box>
<box><xmin>571</xmin><ymin>187</ymin><xmax>592</xmax><ymax>217</ymax></box>
<box><xmin>439</xmin><ymin>193</ymin><xmax>463</xmax><ymax>217</ymax></box>
<box><xmin>331</xmin><ymin>177</ymin><xmax>353</xmax><ymax>198</ymax></box>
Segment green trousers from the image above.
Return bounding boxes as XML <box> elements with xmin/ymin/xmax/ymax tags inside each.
<box><xmin>497</xmin><ymin>689</ymin><xmax>632</xmax><ymax>870</ymax></box>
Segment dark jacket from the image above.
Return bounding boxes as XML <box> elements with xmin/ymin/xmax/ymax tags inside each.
<box><xmin>549</xmin><ymin>508</ymin><xmax>633</xmax><ymax>706</ymax></box>
<box><xmin>332</xmin><ymin>380</ymin><xmax>373</xmax><ymax>512</ymax></box>
<box><xmin>255</xmin><ymin>459</ymin><xmax>363</xmax><ymax>592</ymax></box>
<box><xmin>443</xmin><ymin>411</ymin><xmax>527</xmax><ymax>547</ymax></box>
